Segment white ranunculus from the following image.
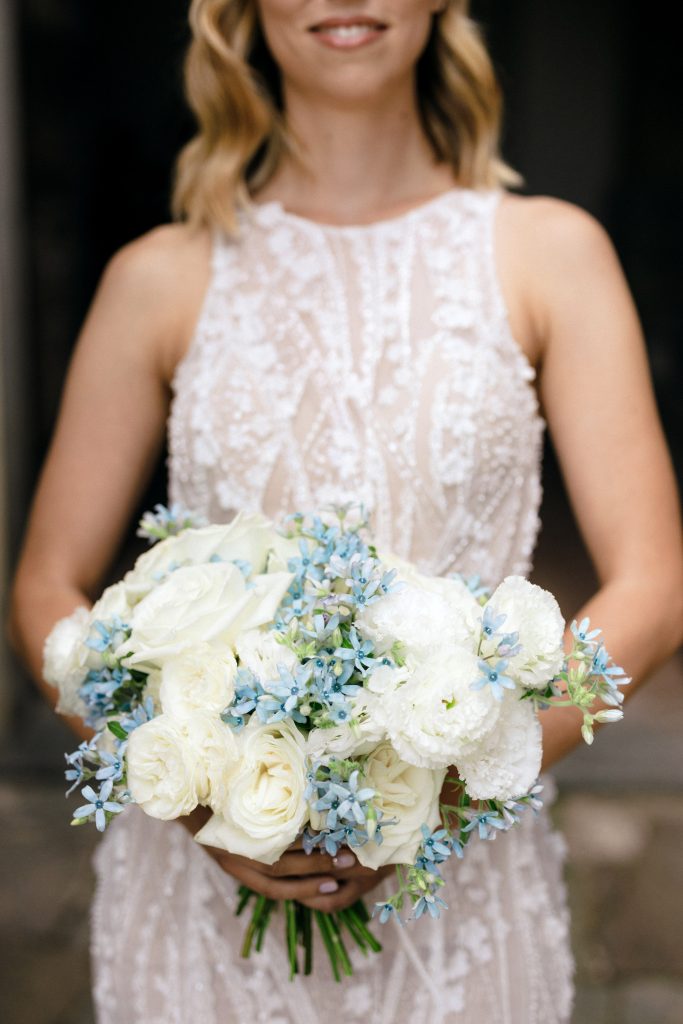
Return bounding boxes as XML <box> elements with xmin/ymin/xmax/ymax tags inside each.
<box><xmin>43</xmin><ymin>606</ymin><xmax>91</xmax><ymax>716</ymax></box>
<box><xmin>355</xmin><ymin>743</ymin><xmax>446</xmax><ymax>869</ymax></box>
<box><xmin>120</xmin><ymin>563</ymin><xmax>292</xmax><ymax>670</ymax></box>
<box><xmin>376</xmin><ymin>647</ymin><xmax>501</xmax><ymax>770</ymax></box>
<box><xmin>194</xmin><ymin>718</ymin><xmax>308</xmax><ymax>864</ymax></box>
<box><xmin>159</xmin><ymin>644</ymin><xmax>237</xmax><ymax>719</ymax></box>
<box><xmin>235</xmin><ymin>628</ymin><xmax>298</xmax><ymax>682</ymax></box>
<box><xmin>181</xmin><ymin>710</ymin><xmax>241</xmax><ymax>807</ymax></box>
<box><xmin>126</xmin><ymin>715</ymin><xmax>200</xmax><ymax>819</ymax></box>
<box><xmin>457</xmin><ymin>692</ymin><xmax>542</xmax><ymax>801</ymax></box>
<box><xmin>124</xmin><ymin>512</ymin><xmax>279</xmax><ymax>603</ymax></box>
<box><xmin>485</xmin><ymin>576</ymin><xmax>565</xmax><ymax>689</ymax></box>
<box><xmin>356</xmin><ymin>573</ymin><xmax>481</xmax><ymax>660</ymax></box>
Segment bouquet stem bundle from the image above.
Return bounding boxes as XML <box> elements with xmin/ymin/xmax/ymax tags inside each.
<box><xmin>236</xmin><ymin>888</ymin><xmax>381</xmax><ymax>981</ymax></box>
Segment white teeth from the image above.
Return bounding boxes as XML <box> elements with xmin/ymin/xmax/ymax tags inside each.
<box><xmin>318</xmin><ymin>24</ymin><xmax>381</xmax><ymax>38</ymax></box>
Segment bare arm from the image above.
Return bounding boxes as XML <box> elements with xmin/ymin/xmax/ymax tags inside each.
<box><xmin>500</xmin><ymin>196</ymin><xmax>683</xmax><ymax>770</ymax></box>
<box><xmin>8</xmin><ymin>224</ymin><xmax>210</xmax><ymax>726</ymax></box>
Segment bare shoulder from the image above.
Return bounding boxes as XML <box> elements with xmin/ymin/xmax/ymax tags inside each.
<box><xmin>499</xmin><ymin>192</ymin><xmax>618</xmax><ymax>279</ymax></box>
<box><xmin>495</xmin><ymin>192</ymin><xmax>625</xmax><ymax>366</ymax></box>
<box><xmin>102</xmin><ymin>222</ymin><xmax>213</xmax><ymax>381</ymax></box>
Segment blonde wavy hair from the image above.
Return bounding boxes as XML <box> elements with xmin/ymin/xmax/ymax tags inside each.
<box><xmin>172</xmin><ymin>0</ymin><xmax>521</xmax><ymax>232</ymax></box>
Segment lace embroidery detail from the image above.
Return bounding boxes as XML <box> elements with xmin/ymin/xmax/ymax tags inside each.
<box><xmin>91</xmin><ymin>187</ymin><xmax>573</xmax><ymax>1023</ymax></box>
<box><xmin>168</xmin><ymin>188</ymin><xmax>544</xmax><ymax>585</ymax></box>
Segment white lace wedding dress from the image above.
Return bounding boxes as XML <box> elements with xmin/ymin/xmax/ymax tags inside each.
<box><xmin>91</xmin><ymin>187</ymin><xmax>574</xmax><ymax>1023</ymax></box>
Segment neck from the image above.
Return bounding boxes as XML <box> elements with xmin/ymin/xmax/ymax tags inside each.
<box><xmin>252</xmin><ymin>78</ymin><xmax>459</xmax><ymax>223</ymax></box>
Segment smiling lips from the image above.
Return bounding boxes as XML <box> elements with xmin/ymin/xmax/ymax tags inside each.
<box><xmin>308</xmin><ymin>15</ymin><xmax>388</xmax><ymax>49</ymax></box>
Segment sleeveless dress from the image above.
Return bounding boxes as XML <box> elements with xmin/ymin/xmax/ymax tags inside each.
<box><xmin>91</xmin><ymin>187</ymin><xmax>574</xmax><ymax>1023</ymax></box>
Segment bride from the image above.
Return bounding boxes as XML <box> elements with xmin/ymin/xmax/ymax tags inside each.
<box><xmin>9</xmin><ymin>1</ymin><xmax>683</xmax><ymax>1021</ymax></box>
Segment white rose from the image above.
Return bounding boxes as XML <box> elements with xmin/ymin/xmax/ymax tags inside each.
<box><xmin>159</xmin><ymin>644</ymin><xmax>237</xmax><ymax>718</ymax></box>
<box><xmin>126</xmin><ymin>715</ymin><xmax>199</xmax><ymax>819</ymax></box>
<box><xmin>124</xmin><ymin>512</ymin><xmax>279</xmax><ymax>603</ymax></box>
<box><xmin>195</xmin><ymin>718</ymin><xmax>308</xmax><ymax>864</ymax></box>
<box><xmin>181</xmin><ymin>711</ymin><xmax>241</xmax><ymax>807</ymax></box>
<box><xmin>43</xmin><ymin>606</ymin><xmax>91</xmax><ymax>716</ymax></box>
<box><xmin>355</xmin><ymin>742</ymin><xmax>446</xmax><ymax>869</ymax></box>
<box><xmin>356</xmin><ymin>575</ymin><xmax>480</xmax><ymax>660</ymax></box>
<box><xmin>485</xmin><ymin>576</ymin><xmax>565</xmax><ymax>689</ymax></box>
<box><xmin>225</xmin><ymin>571</ymin><xmax>295</xmax><ymax>645</ymax></box>
<box><xmin>457</xmin><ymin>692</ymin><xmax>542</xmax><ymax>801</ymax></box>
<box><xmin>376</xmin><ymin>647</ymin><xmax>501</xmax><ymax>770</ymax></box>
<box><xmin>121</xmin><ymin>563</ymin><xmax>292</xmax><ymax>670</ymax></box>
<box><xmin>265</xmin><ymin>532</ymin><xmax>301</xmax><ymax>573</ymax></box>
<box><xmin>90</xmin><ymin>581</ymin><xmax>132</xmax><ymax>623</ymax></box>
<box><xmin>235</xmin><ymin>628</ymin><xmax>299</xmax><ymax>681</ymax></box>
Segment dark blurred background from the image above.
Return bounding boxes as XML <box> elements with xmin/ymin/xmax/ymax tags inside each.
<box><xmin>0</xmin><ymin>1</ymin><xmax>681</xmax><ymax>1022</ymax></box>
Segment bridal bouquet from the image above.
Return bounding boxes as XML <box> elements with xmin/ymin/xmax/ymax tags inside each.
<box><xmin>44</xmin><ymin>503</ymin><xmax>628</xmax><ymax>980</ymax></box>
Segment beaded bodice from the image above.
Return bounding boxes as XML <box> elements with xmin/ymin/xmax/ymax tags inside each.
<box><xmin>168</xmin><ymin>187</ymin><xmax>545</xmax><ymax>585</ymax></box>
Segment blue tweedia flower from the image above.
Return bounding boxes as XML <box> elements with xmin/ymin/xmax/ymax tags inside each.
<box><xmin>334</xmin><ymin>626</ymin><xmax>376</xmax><ymax>676</ymax></box>
<box><xmin>225</xmin><ymin>668</ymin><xmax>265</xmax><ymax>720</ymax></box>
<box><xmin>373</xmin><ymin>902</ymin><xmax>399</xmax><ymax>925</ymax></box>
<box><xmin>85</xmin><ymin>617</ymin><xmax>130</xmax><ymax>656</ymax></box>
<box><xmin>95</xmin><ymin>748</ymin><xmax>127</xmax><ymax>782</ymax></box>
<box><xmin>571</xmin><ymin>616</ymin><xmax>602</xmax><ymax>650</ymax></box>
<box><xmin>288</xmin><ymin>538</ymin><xmax>327</xmax><ymax>582</ymax></box>
<box><xmin>496</xmin><ymin>631</ymin><xmax>522</xmax><ymax>658</ymax></box>
<box><xmin>72</xmin><ymin>779</ymin><xmax>124</xmax><ymax>832</ymax></box>
<box><xmin>590</xmin><ymin>645</ymin><xmax>629</xmax><ymax>698</ymax></box>
<box><xmin>300</xmin><ymin>612</ymin><xmax>341</xmax><ymax>646</ymax></box>
<box><xmin>316</xmin><ymin>782</ymin><xmax>356</xmax><ymax>829</ymax></box>
<box><xmin>137</xmin><ymin>503</ymin><xmax>207</xmax><ymax>544</ymax></box>
<box><xmin>64</xmin><ymin>752</ymin><xmax>87</xmax><ymax>796</ymax></box>
<box><xmin>470</xmin><ymin>659</ymin><xmax>516</xmax><ymax>700</ymax></box>
<box><xmin>481</xmin><ymin>605</ymin><xmax>507</xmax><ymax>640</ymax></box>
<box><xmin>79</xmin><ymin>665</ymin><xmax>134</xmax><ymax>726</ymax></box>
<box><xmin>414</xmin><ymin>892</ymin><xmax>448</xmax><ymax>920</ymax></box>
<box><xmin>328</xmin><ymin>823</ymin><xmax>369</xmax><ymax>849</ymax></box>
<box><xmin>461</xmin><ymin>809</ymin><xmax>508</xmax><ymax>841</ymax></box>
<box><xmin>315</xmin><ymin>770</ymin><xmax>376</xmax><ymax>828</ymax></box>
<box><xmin>261</xmin><ymin>664</ymin><xmax>312</xmax><ymax>718</ymax></box>
<box><xmin>418</xmin><ymin>825</ymin><xmax>453</xmax><ymax>864</ymax></box>
<box><xmin>120</xmin><ymin>697</ymin><xmax>155</xmax><ymax>735</ymax></box>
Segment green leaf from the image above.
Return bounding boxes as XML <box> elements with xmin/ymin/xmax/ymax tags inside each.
<box><xmin>107</xmin><ymin>721</ymin><xmax>128</xmax><ymax>741</ymax></box>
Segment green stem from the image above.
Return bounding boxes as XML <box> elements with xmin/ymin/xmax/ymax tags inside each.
<box><xmin>345</xmin><ymin>907</ymin><xmax>382</xmax><ymax>954</ymax></box>
<box><xmin>240</xmin><ymin>894</ymin><xmax>267</xmax><ymax>958</ymax></box>
<box><xmin>285</xmin><ymin>900</ymin><xmax>299</xmax><ymax>979</ymax></box>
<box><xmin>254</xmin><ymin>898</ymin><xmax>276</xmax><ymax>953</ymax></box>
<box><xmin>300</xmin><ymin>904</ymin><xmax>313</xmax><ymax>975</ymax></box>
<box><xmin>326</xmin><ymin>913</ymin><xmax>354</xmax><ymax>977</ymax></box>
<box><xmin>314</xmin><ymin>910</ymin><xmax>341</xmax><ymax>982</ymax></box>
<box><xmin>235</xmin><ymin>885</ymin><xmax>254</xmax><ymax>917</ymax></box>
<box><xmin>338</xmin><ymin>908</ymin><xmax>368</xmax><ymax>954</ymax></box>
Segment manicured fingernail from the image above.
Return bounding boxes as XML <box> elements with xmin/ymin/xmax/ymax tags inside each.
<box><xmin>319</xmin><ymin>880</ymin><xmax>339</xmax><ymax>894</ymax></box>
<box><xmin>333</xmin><ymin>853</ymin><xmax>355</xmax><ymax>869</ymax></box>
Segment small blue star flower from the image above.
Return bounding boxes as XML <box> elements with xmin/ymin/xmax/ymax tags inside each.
<box><xmin>481</xmin><ymin>605</ymin><xmax>507</xmax><ymax>639</ymax></box>
<box><xmin>571</xmin><ymin>616</ymin><xmax>602</xmax><ymax>649</ymax></box>
<box><xmin>73</xmin><ymin>780</ymin><xmax>124</xmax><ymax>832</ymax></box>
<box><xmin>471</xmin><ymin>659</ymin><xmax>516</xmax><ymax>700</ymax></box>
<box><xmin>462</xmin><ymin>809</ymin><xmax>508</xmax><ymax>841</ymax></box>
<box><xmin>414</xmin><ymin>892</ymin><xmax>448</xmax><ymax>920</ymax></box>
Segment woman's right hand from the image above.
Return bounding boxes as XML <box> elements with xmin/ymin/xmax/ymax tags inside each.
<box><xmin>179</xmin><ymin>807</ymin><xmax>391</xmax><ymax>913</ymax></box>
